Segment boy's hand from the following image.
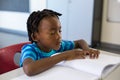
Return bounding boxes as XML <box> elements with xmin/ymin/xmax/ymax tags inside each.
<box><xmin>84</xmin><ymin>49</ymin><xmax>100</xmax><ymax>59</ymax></box>
<box><xmin>63</xmin><ymin>49</ymin><xmax>100</xmax><ymax>61</ymax></box>
<box><xmin>63</xmin><ymin>49</ymin><xmax>86</xmax><ymax>60</ymax></box>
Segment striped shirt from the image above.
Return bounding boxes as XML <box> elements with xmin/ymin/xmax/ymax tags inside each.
<box><xmin>20</xmin><ymin>40</ymin><xmax>75</xmax><ymax>67</ymax></box>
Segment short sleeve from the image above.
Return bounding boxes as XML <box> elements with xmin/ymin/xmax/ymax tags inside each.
<box><xmin>20</xmin><ymin>44</ymin><xmax>37</xmax><ymax>67</ymax></box>
<box><xmin>58</xmin><ymin>40</ymin><xmax>75</xmax><ymax>52</ymax></box>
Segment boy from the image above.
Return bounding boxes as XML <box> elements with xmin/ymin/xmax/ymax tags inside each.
<box><xmin>20</xmin><ymin>9</ymin><xmax>100</xmax><ymax>76</ymax></box>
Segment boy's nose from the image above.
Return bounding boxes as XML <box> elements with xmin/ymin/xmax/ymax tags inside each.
<box><xmin>56</xmin><ymin>32</ymin><xmax>61</xmax><ymax>40</ymax></box>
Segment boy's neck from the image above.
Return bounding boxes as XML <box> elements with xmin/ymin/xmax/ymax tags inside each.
<box><xmin>36</xmin><ymin>43</ymin><xmax>51</xmax><ymax>53</ymax></box>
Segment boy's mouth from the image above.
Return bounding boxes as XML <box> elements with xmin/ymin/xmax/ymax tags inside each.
<box><xmin>55</xmin><ymin>40</ymin><xmax>61</xmax><ymax>46</ymax></box>
<box><xmin>56</xmin><ymin>42</ymin><xmax>61</xmax><ymax>45</ymax></box>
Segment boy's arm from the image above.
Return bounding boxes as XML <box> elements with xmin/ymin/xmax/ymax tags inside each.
<box><xmin>74</xmin><ymin>39</ymin><xmax>89</xmax><ymax>50</ymax></box>
<box><xmin>23</xmin><ymin>53</ymin><xmax>66</xmax><ymax>76</ymax></box>
<box><xmin>23</xmin><ymin>49</ymin><xmax>85</xmax><ymax>76</ymax></box>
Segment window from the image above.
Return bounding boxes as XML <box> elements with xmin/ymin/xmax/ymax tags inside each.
<box><xmin>107</xmin><ymin>0</ymin><xmax>120</xmax><ymax>22</ymax></box>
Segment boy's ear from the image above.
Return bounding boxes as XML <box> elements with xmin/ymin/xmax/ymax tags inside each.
<box><xmin>31</xmin><ymin>33</ymin><xmax>38</xmax><ymax>42</ymax></box>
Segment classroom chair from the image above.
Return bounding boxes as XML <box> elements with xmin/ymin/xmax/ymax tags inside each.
<box><xmin>0</xmin><ymin>42</ymin><xmax>30</xmax><ymax>74</ymax></box>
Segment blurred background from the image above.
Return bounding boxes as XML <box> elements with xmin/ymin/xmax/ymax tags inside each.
<box><xmin>0</xmin><ymin>0</ymin><xmax>120</xmax><ymax>54</ymax></box>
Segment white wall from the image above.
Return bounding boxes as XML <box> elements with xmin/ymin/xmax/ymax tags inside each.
<box><xmin>0</xmin><ymin>32</ymin><xmax>28</xmax><ymax>48</ymax></box>
<box><xmin>0</xmin><ymin>11</ymin><xmax>29</xmax><ymax>31</ymax></box>
<box><xmin>0</xmin><ymin>0</ymin><xmax>46</xmax><ymax>47</ymax></box>
<box><xmin>101</xmin><ymin>0</ymin><xmax>120</xmax><ymax>45</ymax></box>
<box><xmin>0</xmin><ymin>0</ymin><xmax>46</xmax><ymax>32</ymax></box>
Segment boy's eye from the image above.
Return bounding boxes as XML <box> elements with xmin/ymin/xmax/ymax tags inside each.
<box><xmin>50</xmin><ymin>31</ymin><xmax>55</xmax><ymax>35</ymax></box>
<box><xmin>50</xmin><ymin>29</ymin><xmax>62</xmax><ymax>35</ymax></box>
<box><xmin>59</xmin><ymin>30</ymin><xmax>62</xmax><ymax>33</ymax></box>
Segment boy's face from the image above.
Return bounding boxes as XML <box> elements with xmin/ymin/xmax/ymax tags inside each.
<box><xmin>35</xmin><ymin>16</ymin><xmax>62</xmax><ymax>51</ymax></box>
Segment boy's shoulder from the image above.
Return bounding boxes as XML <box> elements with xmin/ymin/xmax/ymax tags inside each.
<box><xmin>22</xmin><ymin>42</ymin><xmax>37</xmax><ymax>50</ymax></box>
<box><xmin>60</xmin><ymin>40</ymin><xmax>75</xmax><ymax>51</ymax></box>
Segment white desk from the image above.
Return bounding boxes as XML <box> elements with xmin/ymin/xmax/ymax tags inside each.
<box><xmin>0</xmin><ymin>50</ymin><xmax>120</xmax><ymax>80</ymax></box>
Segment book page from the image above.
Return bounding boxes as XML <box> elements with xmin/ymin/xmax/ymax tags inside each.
<box><xmin>101</xmin><ymin>63</ymin><xmax>120</xmax><ymax>80</ymax></box>
<box><xmin>11</xmin><ymin>66</ymin><xmax>98</xmax><ymax>80</ymax></box>
<box><xmin>59</xmin><ymin>53</ymin><xmax>120</xmax><ymax>76</ymax></box>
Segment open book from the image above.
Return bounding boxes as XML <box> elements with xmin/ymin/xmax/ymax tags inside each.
<box><xmin>57</xmin><ymin>51</ymin><xmax>120</xmax><ymax>79</ymax></box>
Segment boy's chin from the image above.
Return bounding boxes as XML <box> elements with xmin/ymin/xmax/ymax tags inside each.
<box><xmin>53</xmin><ymin>45</ymin><xmax>60</xmax><ymax>50</ymax></box>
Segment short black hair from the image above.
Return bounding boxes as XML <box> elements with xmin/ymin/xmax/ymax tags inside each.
<box><xmin>27</xmin><ymin>9</ymin><xmax>62</xmax><ymax>43</ymax></box>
